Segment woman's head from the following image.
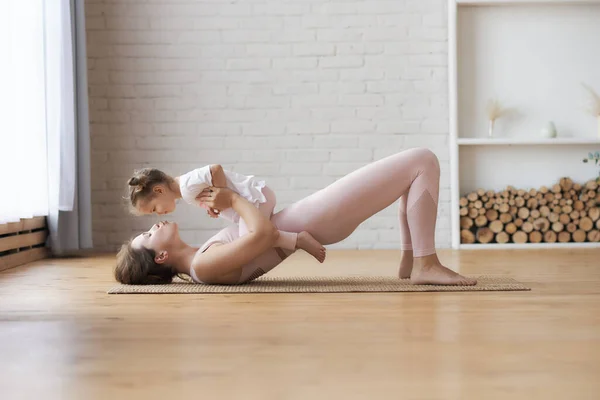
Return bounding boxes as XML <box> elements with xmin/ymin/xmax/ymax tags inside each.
<box><xmin>114</xmin><ymin>221</ymin><xmax>180</xmax><ymax>284</ymax></box>
<box><xmin>127</xmin><ymin>168</ymin><xmax>178</xmax><ymax>215</ymax></box>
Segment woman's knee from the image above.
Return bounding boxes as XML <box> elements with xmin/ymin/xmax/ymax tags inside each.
<box><xmin>410</xmin><ymin>147</ymin><xmax>440</xmax><ymax>174</ymax></box>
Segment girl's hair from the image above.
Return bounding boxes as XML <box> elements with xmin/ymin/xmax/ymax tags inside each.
<box><xmin>115</xmin><ymin>241</ymin><xmax>177</xmax><ymax>285</ymax></box>
<box><xmin>127</xmin><ymin>168</ymin><xmax>173</xmax><ymax>210</ymax></box>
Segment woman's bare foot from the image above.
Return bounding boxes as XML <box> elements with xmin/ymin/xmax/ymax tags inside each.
<box><xmin>296</xmin><ymin>231</ymin><xmax>326</xmax><ymax>263</ymax></box>
<box><xmin>399</xmin><ymin>250</ymin><xmax>413</xmax><ymax>279</ymax></box>
<box><xmin>410</xmin><ymin>254</ymin><xmax>477</xmax><ymax>286</ymax></box>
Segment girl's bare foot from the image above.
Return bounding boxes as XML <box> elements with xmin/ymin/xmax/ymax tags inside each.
<box><xmin>399</xmin><ymin>250</ymin><xmax>413</xmax><ymax>279</ymax></box>
<box><xmin>410</xmin><ymin>254</ymin><xmax>477</xmax><ymax>286</ymax></box>
<box><xmin>296</xmin><ymin>231</ymin><xmax>326</xmax><ymax>263</ymax></box>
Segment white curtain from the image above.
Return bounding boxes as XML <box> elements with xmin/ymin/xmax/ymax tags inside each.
<box><xmin>0</xmin><ymin>0</ymin><xmax>92</xmax><ymax>254</ymax></box>
<box><xmin>0</xmin><ymin>0</ymin><xmax>49</xmax><ymax>223</ymax></box>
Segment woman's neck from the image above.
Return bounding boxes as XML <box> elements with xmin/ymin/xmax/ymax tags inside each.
<box><xmin>168</xmin><ymin>241</ymin><xmax>199</xmax><ymax>274</ymax></box>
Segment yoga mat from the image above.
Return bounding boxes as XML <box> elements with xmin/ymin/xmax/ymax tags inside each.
<box><xmin>107</xmin><ymin>275</ymin><xmax>530</xmax><ymax>294</ymax></box>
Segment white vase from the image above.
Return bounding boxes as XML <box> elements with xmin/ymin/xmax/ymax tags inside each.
<box><xmin>540</xmin><ymin>121</ymin><xmax>557</xmax><ymax>138</ymax></box>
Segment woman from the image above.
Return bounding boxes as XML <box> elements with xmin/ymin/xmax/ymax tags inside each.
<box><xmin>115</xmin><ymin>148</ymin><xmax>477</xmax><ymax>286</ymax></box>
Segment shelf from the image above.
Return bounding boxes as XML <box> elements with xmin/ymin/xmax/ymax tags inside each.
<box><xmin>459</xmin><ymin>242</ymin><xmax>600</xmax><ymax>249</ymax></box>
<box><xmin>457</xmin><ymin>138</ymin><xmax>600</xmax><ymax>145</ymax></box>
<box><xmin>456</xmin><ymin>0</ymin><xmax>600</xmax><ymax>5</ymax></box>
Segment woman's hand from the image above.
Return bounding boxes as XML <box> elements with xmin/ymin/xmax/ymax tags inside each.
<box><xmin>196</xmin><ymin>187</ymin><xmax>237</xmax><ymax>211</ymax></box>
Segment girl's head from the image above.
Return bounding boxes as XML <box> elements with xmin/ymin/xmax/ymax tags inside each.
<box><xmin>127</xmin><ymin>168</ymin><xmax>178</xmax><ymax>215</ymax></box>
<box><xmin>115</xmin><ymin>220</ymin><xmax>180</xmax><ymax>284</ymax></box>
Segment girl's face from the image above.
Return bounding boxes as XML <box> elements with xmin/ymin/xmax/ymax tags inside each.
<box><xmin>137</xmin><ymin>185</ymin><xmax>178</xmax><ymax>215</ymax></box>
<box><xmin>131</xmin><ymin>221</ymin><xmax>179</xmax><ymax>255</ymax></box>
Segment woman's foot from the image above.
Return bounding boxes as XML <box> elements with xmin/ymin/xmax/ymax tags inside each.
<box><xmin>296</xmin><ymin>231</ymin><xmax>326</xmax><ymax>263</ymax></box>
<box><xmin>410</xmin><ymin>254</ymin><xmax>477</xmax><ymax>286</ymax></box>
<box><xmin>398</xmin><ymin>250</ymin><xmax>413</xmax><ymax>279</ymax></box>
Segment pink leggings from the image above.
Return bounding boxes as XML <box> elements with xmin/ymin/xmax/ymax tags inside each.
<box><xmin>207</xmin><ymin>148</ymin><xmax>441</xmax><ymax>283</ymax></box>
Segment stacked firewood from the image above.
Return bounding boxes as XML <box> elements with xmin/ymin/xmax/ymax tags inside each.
<box><xmin>460</xmin><ymin>178</ymin><xmax>600</xmax><ymax>244</ymax></box>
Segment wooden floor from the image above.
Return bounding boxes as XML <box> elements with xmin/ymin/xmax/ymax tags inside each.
<box><xmin>1</xmin><ymin>249</ymin><xmax>599</xmax><ymax>400</ymax></box>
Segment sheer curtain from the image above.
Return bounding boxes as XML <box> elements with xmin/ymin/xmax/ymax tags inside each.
<box><xmin>0</xmin><ymin>0</ymin><xmax>49</xmax><ymax>223</ymax></box>
<box><xmin>0</xmin><ymin>0</ymin><xmax>92</xmax><ymax>254</ymax></box>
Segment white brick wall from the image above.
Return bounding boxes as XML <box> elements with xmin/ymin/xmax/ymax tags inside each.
<box><xmin>86</xmin><ymin>0</ymin><xmax>451</xmax><ymax>251</ymax></box>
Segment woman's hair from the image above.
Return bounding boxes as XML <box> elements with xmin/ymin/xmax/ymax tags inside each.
<box><xmin>115</xmin><ymin>241</ymin><xmax>177</xmax><ymax>285</ymax></box>
<box><xmin>127</xmin><ymin>168</ymin><xmax>173</xmax><ymax>210</ymax></box>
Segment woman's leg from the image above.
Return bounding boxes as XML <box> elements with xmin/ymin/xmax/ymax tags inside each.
<box><xmin>272</xmin><ymin>147</ymin><xmax>475</xmax><ymax>285</ymax></box>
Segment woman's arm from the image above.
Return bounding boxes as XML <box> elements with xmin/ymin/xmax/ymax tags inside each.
<box><xmin>209</xmin><ymin>164</ymin><xmax>227</xmax><ymax>188</ymax></box>
<box><xmin>191</xmin><ymin>187</ymin><xmax>279</xmax><ymax>283</ymax></box>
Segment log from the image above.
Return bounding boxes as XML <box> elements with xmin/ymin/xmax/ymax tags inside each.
<box><xmin>533</xmin><ymin>218</ymin><xmax>550</xmax><ymax>232</ymax></box>
<box><xmin>544</xmin><ymin>230</ymin><xmax>557</xmax><ymax>243</ymax></box>
<box><xmin>590</xmin><ymin>208</ymin><xmax>600</xmax><ymax>222</ymax></box>
<box><xmin>512</xmin><ymin>231</ymin><xmax>528</xmax><ymax>244</ymax></box>
<box><xmin>573</xmin><ymin>183</ymin><xmax>582</xmax><ymax>191</ymax></box>
<box><xmin>581</xmin><ymin>194</ymin><xmax>589</xmax><ymax>202</ymax></box>
<box><xmin>580</xmin><ymin>217</ymin><xmax>593</xmax><ymax>232</ymax></box>
<box><xmin>597</xmin><ymin>219</ymin><xmax>600</xmax><ymax>229</ymax></box>
<box><xmin>459</xmin><ymin>197</ymin><xmax>469</xmax><ymax>207</ymax></box>
<box><xmin>499</xmin><ymin>204</ymin><xmax>509</xmax><ymax>213</ymax></box>
<box><xmin>558</xmin><ymin>231</ymin><xmax>571</xmax><ymax>243</ymax></box>
<box><xmin>522</xmin><ymin>221</ymin><xmax>534</xmax><ymax>233</ymax></box>
<box><xmin>496</xmin><ymin>231</ymin><xmax>510</xmax><ymax>244</ymax></box>
<box><xmin>515</xmin><ymin>197</ymin><xmax>525</xmax><ymax>207</ymax></box>
<box><xmin>486</xmin><ymin>209</ymin><xmax>499</xmax><ymax>221</ymax></box>
<box><xmin>478</xmin><ymin>208</ymin><xmax>486</xmax><ymax>216</ymax></box>
<box><xmin>481</xmin><ymin>195</ymin><xmax>489</xmax><ymax>202</ymax></box>
<box><xmin>544</xmin><ymin>193</ymin><xmax>555</xmax><ymax>202</ymax></box>
<box><xmin>467</xmin><ymin>192</ymin><xmax>478</xmax><ymax>202</ymax></box>
<box><xmin>514</xmin><ymin>218</ymin><xmax>524</xmax><ymax>228</ymax></box>
<box><xmin>548</xmin><ymin>212</ymin><xmax>559</xmax><ymax>223</ymax></box>
<box><xmin>469</xmin><ymin>208</ymin><xmax>479</xmax><ymax>219</ymax></box>
<box><xmin>486</xmin><ymin>190</ymin><xmax>495</xmax><ymax>198</ymax></box>
<box><xmin>588</xmin><ymin>230</ymin><xmax>600</xmax><ymax>242</ymax></box>
<box><xmin>461</xmin><ymin>229</ymin><xmax>475</xmax><ymax>244</ymax></box>
<box><xmin>570</xmin><ymin>210</ymin><xmax>580</xmax><ymax>220</ymax></box>
<box><xmin>493</xmin><ymin>204</ymin><xmax>500</xmax><ymax>211</ymax></box>
<box><xmin>518</xmin><ymin>207</ymin><xmax>530</xmax><ymax>220</ymax></box>
<box><xmin>529</xmin><ymin>231</ymin><xmax>543</xmax><ymax>243</ymax></box>
<box><xmin>526</xmin><ymin>198</ymin><xmax>538</xmax><ymax>209</ymax></box>
<box><xmin>474</xmin><ymin>200</ymin><xmax>483</xmax><ymax>209</ymax></box>
<box><xmin>510</xmin><ymin>206</ymin><xmax>518</xmax><ymax>216</ymax></box>
<box><xmin>499</xmin><ymin>213</ymin><xmax>512</xmax><ymax>224</ymax></box>
<box><xmin>539</xmin><ymin>206</ymin><xmax>550</xmax><ymax>217</ymax></box>
<box><xmin>531</xmin><ymin>209</ymin><xmax>541</xmax><ymax>219</ymax></box>
<box><xmin>485</xmin><ymin>200</ymin><xmax>495</xmax><ymax>209</ymax></box>
<box><xmin>477</xmin><ymin>188</ymin><xmax>486</xmax><ymax>197</ymax></box>
<box><xmin>555</xmin><ymin>192</ymin><xmax>562</xmax><ymax>200</ymax></box>
<box><xmin>539</xmin><ymin>198</ymin><xmax>548</xmax><ymax>206</ymax></box>
<box><xmin>552</xmin><ymin>222</ymin><xmax>564</xmax><ymax>232</ymax></box>
<box><xmin>505</xmin><ymin>223</ymin><xmax>517</xmax><ymax>234</ymax></box>
<box><xmin>529</xmin><ymin>188</ymin><xmax>538</xmax><ymax>197</ymax></box>
<box><xmin>517</xmin><ymin>189</ymin><xmax>526</xmax><ymax>197</ymax></box>
<box><xmin>475</xmin><ymin>215</ymin><xmax>488</xmax><ymax>227</ymax></box>
<box><xmin>508</xmin><ymin>199</ymin><xmax>516</xmax><ymax>206</ymax></box>
<box><xmin>562</xmin><ymin>205</ymin><xmax>573</xmax><ymax>214</ymax></box>
<box><xmin>552</xmin><ymin>206</ymin><xmax>562</xmax><ymax>214</ymax></box>
<box><xmin>495</xmin><ymin>197</ymin><xmax>504</xmax><ymax>205</ymax></box>
<box><xmin>580</xmin><ymin>210</ymin><xmax>587</xmax><ymax>218</ymax></box>
<box><xmin>559</xmin><ymin>199</ymin><xmax>567</xmax><ymax>206</ymax></box>
<box><xmin>560</xmin><ymin>177</ymin><xmax>573</xmax><ymax>191</ymax></box>
<box><xmin>490</xmin><ymin>220</ymin><xmax>504</xmax><ymax>234</ymax></box>
<box><xmin>460</xmin><ymin>207</ymin><xmax>468</xmax><ymax>216</ymax></box>
<box><xmin>574</xmin><ymin>200</ymin><xmax>585</xmax><ymax>211</ymax></box>
<box><xmin>476</xmin><ymin>227</ymin><xmax>494</xmax><ymax>244</ymax></box>
<box><xmin>552</xmin><ymin>184</ymin><xmax>561</xmax><ymax>193</ymax></box>
<box><xmin>572</xmin><ymin>230</ymin><xmax>586</xmax><ymax>242</ymax></box>
<box><xmin>559</xmin><ymin>213</ymin><xmax>570</xmax><ymax>225</ymax></box>
<box><xmin>586</xmin><ymin>180</ymin><xmax>599</xmax><ymax>190</ymax></box>
<box><xmin>566</xmin><ymin>223</ymin><xmax>577</xmax><ymax>233</ymax></box>
<box><xmin>588</xmin><ymin>200</ymin><xmax>598</xmax><ymax>210</ymax></box>
<box><xmin>460</xmin><ymin>217</ymin><xmax>473</xmax><ymax>230</ymax></box>
<box><xmin>540</xmin><ymin>185</ymin><xmax>549</xmax><ymax>194</ymax></box>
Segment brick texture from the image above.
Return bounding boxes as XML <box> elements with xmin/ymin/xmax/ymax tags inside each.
<box><xmin>86</xmin><ymin>0</ymin><xmax>451</xmax><ymax>250</ymax></box>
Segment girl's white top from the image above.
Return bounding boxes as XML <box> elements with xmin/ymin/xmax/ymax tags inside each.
<box><xmin>178</xmin><ymin>166</ymin><xmax>266</xmax><ymax>223</ymax></box>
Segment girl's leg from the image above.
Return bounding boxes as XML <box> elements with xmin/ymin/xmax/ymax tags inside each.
<box><xmin>272</xmin><ymin>147</ymin><xmax>475</xmax><ymax>285</ymax></box>
<box><xmin>237</xmin><ymin>186</ymin><xmax>326</xmax><ymax>262</ymax></box>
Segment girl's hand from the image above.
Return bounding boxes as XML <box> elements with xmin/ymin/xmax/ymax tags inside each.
<box><xmin>197</xmin><ymin>187</ymin><xmax>236</xmax><ymax>211</ymax></box>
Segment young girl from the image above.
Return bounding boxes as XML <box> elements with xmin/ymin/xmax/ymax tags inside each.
<box><xmin>126</xmin><ymin>165</ymin><xmax>326</xmax><ymax>263</ymax></box>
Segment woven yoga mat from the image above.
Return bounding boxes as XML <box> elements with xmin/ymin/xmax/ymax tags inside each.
<box><xmin>107</xmin><ymin>275</ymin><xmax>530</xmax><ymax>294</ymax></box>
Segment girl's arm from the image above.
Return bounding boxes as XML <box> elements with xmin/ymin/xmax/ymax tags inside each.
<box><xmin>191</xmin><ymin>187</ymin><xmax>279</xmax><ymax>283</ymax></box>
<box><xmin>209</xmin><ymin>164</ymin><xmax>227</xmax><ymax>188</ymax></box>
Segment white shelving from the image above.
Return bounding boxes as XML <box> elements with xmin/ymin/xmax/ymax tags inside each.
<box><xmin>457</xmin><ymin>138</ymin><xmax>600</xmax><ymax>146</ymax></box>
<box><xmin>448</xmin><ymin>0</ymin><xmax>600</xmax><ymax>249</ymax></box>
